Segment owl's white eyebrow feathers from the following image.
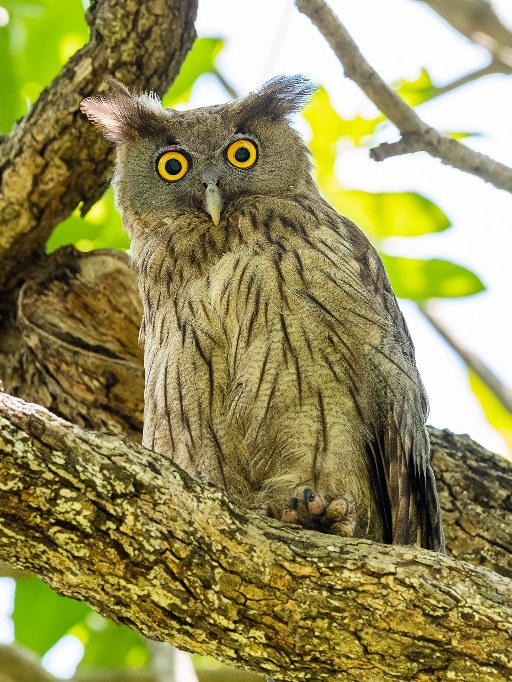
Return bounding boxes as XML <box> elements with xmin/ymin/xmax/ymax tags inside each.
<box><xmin>81</xmin><ymin>90</ymin><xmax>169</xmax><ymax>143</ymax></box>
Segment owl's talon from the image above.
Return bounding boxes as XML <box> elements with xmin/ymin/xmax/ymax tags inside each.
<box><xmin>282</xmin><ymin>497</ymin><xmax>300</xmax><ymax>524</ymax></box>
<box><xmin>303</xmin><ymin>487</ymin><xmax>313</xmax><ymax>510</ymax></box>
<box><xmin>280</xmin><ymin>490</ymin><xmax>355</xmax><ymax>536</ymax></box>
<box><xmin>303</xmin><ymin>488</ymin><xmax>326</xmax><ymax>517</ymax></box>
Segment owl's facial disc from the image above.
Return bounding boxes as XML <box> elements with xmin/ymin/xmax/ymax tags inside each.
<box><xmin>202</xmin><ymin>166</ymin><xmax>223</xmax><ymax>226</ymax></box>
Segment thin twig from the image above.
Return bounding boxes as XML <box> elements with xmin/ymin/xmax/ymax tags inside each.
<box><xmin>418</xmin><ymin>302</ymin><xmax>512</xmax><ymax>414</ymax></box>
<box><xmin>295</xmin><ymin>0</ymin><xmax>512</xmax><ymax>193</ymax></box>
<box><xmin>433</xmin><ymin>61</ymin><xmax>500</xmax><ymax>98</ymax></box>
<box><xmin>418</xmin><ymin>0</ymin><xmax>512</xmax><ymax>71</ymax></box>
<box><xmin>211</xmin><ymin>68</ymin><xmax>239</xmax><ymax>100</ymax></box>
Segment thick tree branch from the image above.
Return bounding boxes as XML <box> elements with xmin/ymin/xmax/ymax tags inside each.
<box><xmin>0</xmin><ymin>0</ymin><xmax>197</xmax><ymax>302</ymax></box>
<box><xmin>0</xmin><ymin>392</ymin><xmax>511</xmax><ymax>681</ymax></box>
<box><xmin>295</xmin><ymin>0</ymin><xmax>512</xmax><ymax>193</ymax></box>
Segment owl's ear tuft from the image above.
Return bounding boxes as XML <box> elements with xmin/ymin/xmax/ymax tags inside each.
<box><xmin>80</xmin><ymin>79</ymin><xmax>167</xmax><ymax>143</ymax></box>
<box><xmin>237</xmin><ymin>75</ymin><xmax>316</xmax><ymax>123</ymax></box>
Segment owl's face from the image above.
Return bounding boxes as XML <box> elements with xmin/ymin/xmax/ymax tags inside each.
<box><xmin>81</xmin><ymin>76</ymin><xmax>316</xmax><ymax>232</ymax></box>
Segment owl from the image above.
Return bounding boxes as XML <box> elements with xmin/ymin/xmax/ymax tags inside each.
<box><xmin>81</xmin><ymin>75</ymin><xmax>444</xmax><ymax>551</ymax></box>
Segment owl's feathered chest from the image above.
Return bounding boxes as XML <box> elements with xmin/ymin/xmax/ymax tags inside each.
<box><xmin>135</xmin><ymin>205</ymin><xmax>382</xmax><ymax>385</ymax></box>
<box><xmin>135</xmin><ymin>201</ymin><xmax>390</xmax><ymax>481</ymax></box>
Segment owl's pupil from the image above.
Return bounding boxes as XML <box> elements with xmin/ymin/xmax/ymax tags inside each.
<box><xmin>165</xmin><ymin>158</ymin><xmax>182</xmax><ymax>176</ymax></box>
<box><xmin>234</xmin><ymin>147</ymin><xmax>250</xmax><ymax>163</ymax></box>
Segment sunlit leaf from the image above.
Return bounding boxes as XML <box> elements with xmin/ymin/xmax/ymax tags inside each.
<box><xmin>163</xmin><ymin>37</ymin><xmax>224</xmax><ymax>106</ymax></box>
<box><xmin>381</xmin><ymin>255</ymin><xmax>485</xmax><ymax>300</ymax></box>
<box><xmin>0</xmin><ymin>19</ymin><xmax>16</xmax><ymax>133</ymax></box>
<box><xmin>446</xmin><ymin>130</ymin><xmax>480</xmax><ymax>140</ymax></box>
<box><xmin>303</xmin><ymin>87</ymin><xmax>382</xmax><ymax>182</ymax></box>
<box><xmin>468</xmin><ymin>370</ymin><xmax>512</xmax><ymax>455</ymax></box>
<box><xmin>46</xmin><ymin>188</ymin><xmax>128</xmax><ymax>253</ymax></box>
<box><xmin>14</xmin><ymin>578</ymin><xmax>90</xmax><ymax>656</ymax></box>
<box><xmin>394</xmin><ymin>68</ymin><xmax>438</xmax><ymax>107</ymax></box>
<box><xmin>332</xmin><ymin>190</ymin><xmax>451</xmax><ymax>238</ymax></box>
<box><xmin>76</xmin><ymin>613</ymin><xmax>149</xmax><ymax>671</ymax></box>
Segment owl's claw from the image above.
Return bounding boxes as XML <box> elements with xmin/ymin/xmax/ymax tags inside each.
<box><xmin>303</xmin><ymin>488</ymin><xmax>327</xmax><ymax>517</ymax></box>
<box><xmin>281</xmin><ymin>497</ymin><xmax>300</xmax><ymax>524</ymax></box>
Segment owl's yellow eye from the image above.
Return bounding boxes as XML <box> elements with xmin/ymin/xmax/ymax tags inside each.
<box><xmin>156</xmin><ymin>150</ymin><xmax>189</xmax><ymax>182</ymax></box>
<box><xmin>225</xmin><ymin>138</ymin><xmax>258</xmax><ymax>169</ymax></box>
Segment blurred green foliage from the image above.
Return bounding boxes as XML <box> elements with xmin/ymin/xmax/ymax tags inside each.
<box><xmin>0</xmin><ymin>0</ymin><xmax>89</xmax><ymax>133</ymax></box>
<box><xmin>14</xmin><ymin>578</ymin><xmax>90</xmax><ymax>655</ymax></box>
<box><xmin>1</xmin><ymin>0</ymin><xmax>510</xmax><ymax>679</ymax></box>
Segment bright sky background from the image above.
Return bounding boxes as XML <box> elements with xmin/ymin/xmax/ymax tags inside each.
<box><xmin>1</xmin><ymin>0</ymin><xmax>512</xmax><ymax>677</ymax></box>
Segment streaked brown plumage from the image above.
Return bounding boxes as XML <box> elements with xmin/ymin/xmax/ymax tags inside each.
<box><xmin>81</xmin><ymin>76</ymin><xmax>444</xmax><ymax>551</ymax></box>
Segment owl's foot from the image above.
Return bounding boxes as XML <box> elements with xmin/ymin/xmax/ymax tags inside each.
<box><xmin>323</xmin><ymin>493</ymin><xmax>356</xmax><ymax>537</ymax></box>
<box><xmin>281</xmin><ymin>489</ymin><xmax>356</xmax><ymax>537</ymax></box>
<box><xmin>281</xmin><ymin>488</ymin><xmax>326</xmax><ymax>525</ymax></box>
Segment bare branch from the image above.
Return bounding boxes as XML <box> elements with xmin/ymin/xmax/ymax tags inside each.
<box><xmin>433</xmin><ymin>61</ymin><xmax>502</xmax><ymax>97</ymax></box>
<box><xmin>0</xmin><ymin>392</ymin><xmax>511</xmax><ymax>681</ymax></box>
<box><xmin>419</xmin><ymin>302</ymin><xmax>512</xmax><ymax>414</ymax></box>
<box><xmin>295</xmin><ymin>0</ymin><xmax>512</xmax><ymax>193</ymax></box>
<box><xmin>418</xmin><ymin>0</ymin><xmax>512</xmax><ymax>71</ymax></box>
<box><xmin>0</xmin><ymin>0</ymin><xmax>198</xmax><ymax>301</ymax></box>
<box><xmin>0</xmin><ymin>644</ymin><xmax>58</xmax><ymax>682</ymax></box>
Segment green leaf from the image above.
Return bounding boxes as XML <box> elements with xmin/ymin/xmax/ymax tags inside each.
<box><xmin>332</xmin><ymin>190</ymin><xmax>451</xmax><ymax>238</ymax></box>
<box><xmin>468</xmin><ymin>370</ymin><xmax>512</xmax><ymax>455</ymax></box>
<box><xmin>394</xmin><ymin>68</ymin><xmax>438</xmax><ymax>107</ymax></box>
<box><xmin>162</xmin><ymin>37</ymin><xmax>224</xmax><ymax>107</ymax></box>
<box><xmin>14</xmin><ymin>577</ymin><xmax>90</xmax><ymax>656</ymax></box>
<box><xmin>303</xmin><ymin>88</ymin><xmax>382</xmax><ymax>182</ymax></box>
<box><xmin>381</xmin><ymin>255</ymin><xmax>485</xmax><ymax>300</ymax></box>
<box><xmin>46</xmin><ymin>188</ymin><xmax>128</xmax><ymax>253</ymax></box>
<box><xmin>75</xmin><ymin>613</ymin><xmax>149</xmax><ymax>671</ymax></box>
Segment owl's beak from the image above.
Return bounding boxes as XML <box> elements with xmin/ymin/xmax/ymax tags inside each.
<box><xmin>202</xmin><ymin>168</ymin><xmax>223</xmax><ymax>226</ymax></box>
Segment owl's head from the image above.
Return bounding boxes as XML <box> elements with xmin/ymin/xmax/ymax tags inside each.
<box><xmin>81</xmin><ymin>75</ymin><xmax>316</xmax><ymax>231</ymax></box>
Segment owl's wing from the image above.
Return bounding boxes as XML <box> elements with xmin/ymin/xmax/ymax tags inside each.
<box><xmin>303</xmin><ymin>205</ymin><xmax>444</xmax><ymax>551</ymax></box>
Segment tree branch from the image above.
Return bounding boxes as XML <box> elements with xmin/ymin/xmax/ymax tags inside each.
<box><xmin>418</xmin><ymin>302</ymin><xmax>512</xmax><ymax>414</ymax></box>
<box><xmin>0</xmin><ymin>0</ymin><xmax>197</xmax><ymax>302</ymax></box>
<box><xmin>295</xmin><ymin>0</ymin><xmax>512</xmax><ymax>193</ymax></box>
<box><xmin>0</xmin><ymin>643</ymin><xmax>58</xmax><ymax>682</ymax></box>
<box><xmin>0</xmin><ymin>392</ymin><xmax>511</xmax><ymax>681</ymax></box>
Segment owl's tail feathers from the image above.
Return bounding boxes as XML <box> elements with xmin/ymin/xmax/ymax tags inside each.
<box><xmin>382</xmin><ymin>405</ymin><xmax>445</xmax><ymax>553</ymax></box>
<box><xmin>419</xmin><ymin>464</ymin><xmax>446</xmax><ymax>553</ymax></box>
